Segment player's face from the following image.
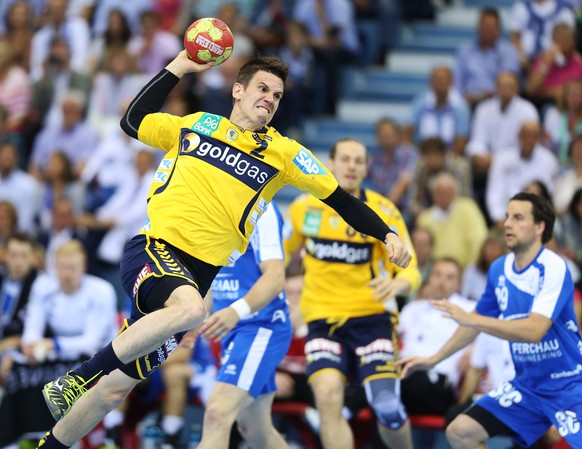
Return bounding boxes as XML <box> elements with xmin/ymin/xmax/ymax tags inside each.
<box><xmin>232</xmin><ymin>71</ymin><xmax>284</xmax><ymax>129</ymax></box>
<box><xmin>427</xmin><ymin>260</ymin><xmax>461</xmax><ymax>299</ymax></box>
<box><xmin>328</xmin><ymin>141</ymin><xmax>367</xmax><ymax>195</ymax></box>
<box><xmin>504</xmin><ymin>200</ymin><xmax>543</xmax><ymax>252</ymax></box>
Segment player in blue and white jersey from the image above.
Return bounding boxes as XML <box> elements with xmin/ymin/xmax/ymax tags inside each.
<box><xmin>196</xmin><ymin>201</ymin><xmax>292</xmax><ymax>449</ymax></box>
<box><xmin>398</xmin><ymin>192</ymin><xmax>582</xmax><ymax>448</ymax></box>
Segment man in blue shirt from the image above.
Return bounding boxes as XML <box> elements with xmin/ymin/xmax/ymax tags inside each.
<box><xmin>454</xmin><ymin>8</ymin><xmax>520</xmax><ymax>108</ymax></box>
<box><xmin>398</xmin><ymin>192</ymin><xmax>582</xmax><ymax>448</ymax></box>
<box><xmin>197</xmin><ymin>201</ymin><xmax>292</xmax><ymax>449</ymax></box>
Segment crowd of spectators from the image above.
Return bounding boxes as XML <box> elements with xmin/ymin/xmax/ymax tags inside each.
<box><xmin>1</xmin><ymin>0</ymin><xmax>582</xmax><ymax>448</ymax></box>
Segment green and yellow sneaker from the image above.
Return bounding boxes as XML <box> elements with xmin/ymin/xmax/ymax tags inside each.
<box><xmin>42</xmin><ymin>372</ymin><xmax>89</xmax><ymax>420</ymax></box>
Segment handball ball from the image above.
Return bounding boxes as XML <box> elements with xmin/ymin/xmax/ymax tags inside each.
<box><xmin>184</xmin><ymin>17</ymin><xmax>234</xmax><ymax>65</ymax></box>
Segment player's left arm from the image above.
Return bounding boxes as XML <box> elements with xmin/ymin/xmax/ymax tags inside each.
<box><xmin>200</xmin><ymin>258</ymin><xmax>285</xmax><ymax>341</ymax></box>
<box><xmin>431</xmin><ymin>301</ymin><xmax>552</xmax><ymax>343</ymax></box>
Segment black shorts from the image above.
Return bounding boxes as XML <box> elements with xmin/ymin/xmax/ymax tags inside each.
<box><xmin>119</xmin><ymin>234</ymin><xmax>220</xmax><ymax>317</ymax></box>
<box><xmin>118</xmin><ymin>234</ymin><xmax>220</xmax><ymax>380</ymax></box>
<box><xmin>305</xmin><ymin>313</ymin><xmax>399</xmax><ymax>385</ymax></box>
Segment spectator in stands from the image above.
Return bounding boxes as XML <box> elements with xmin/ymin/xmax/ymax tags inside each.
<box><xmin>0</xmin><ymin>233</ymin><xmax>39</xmax><ymax>379</ymax></box>
<box><xmin>87</xmin><ymin>9</ymin><xmax>133</xmax><ymax>74</ymax></box>
<box><xmin>367</xmin><ymin>118</ymin><xmax>418</xmax><ymax>216</ymax></box>
<box><xmin>293</xmin><ymin>0</ymin><xmax>360</xmax><ymax>116</ymax></box>
<box><xmin>128</xmin><ymin>10</ymin><xmax>181</xmax><ymax>76</ymax></box>
<box><xmin>0</xmin><ymin>240</ymin><xmax>117</xmax><ymax>448</ymax></box>
<box><xmin>509</xmin><ymin>0</ymin><xmax>575</xmax><ymax>71</ymax></box>
<box><xmin>461</xmin><ymin>234</ymin><xmax>506</xmax><ymax>302</ymax></box>
<box><xmin>404</xmin><ymin>66</ymin><xmax>470</xmax><ymax>156</ymax></box>
<box><xmin>0</xmin><ymin>200</ymin><xmax>18</xmax><ymax>266</ymax></box>
<box><xmin>29</xmin><ymin>37</ymin><xmax>92</xmax><ymax>133</ymax></box>
<box><xmin>87</xmin><ymin>48</ymin><xmax>146</xmax><ymax>135</ymax></box>
<box><xmin>411</xmin><ymin>227</ymin><xmax>435</xmax><ymax>288</ymax></box>
<box><xmin>554</xmin><ymin>135</ymin><xmax>582</xmax><ymax>215</ymax></box>
<box><xmin>29</xmin><ymin>0</ymin><xmax>90</xmax><ymax>81</ymax></box>
<box><xmin>0</xmin><ymin>40</ymin><xmax>30</xmax><ymax>134</ymax></box>
<box><xmin>454</xmin><ymin>8</ymin><xmax>520</xmax><ymax>108</ymax></box>
<box><xmin>0</xmin><ymin>0</ymin><xmax>34</xmax><ymax>71</ymax></box>
<box><xmin>544</xmin><ymin>79</ymin><xmax>582</xmax><ymax>164</ymax></box>
<box><xmin>408</xmin><ymin>137</ymin><xmax>472</xmax><ymax>219</ymax></box>
<box><xmin>272</xmin><ymin>21</ymin><xmax>314</xmax><ymax>135</ymax></box>
<box><xmin>29</xmin><ymin>90</ymin><xmax>99</xmax><ymax>180</ymax></box>
<box><xmin>91</xmin><ymin>0</ymin><xmax>154</xmax><ymax>37</ymax></box>
<box><xmin>526</xmin><ymin>22</ymin><xmax>582</xmax><ymax>104</ymax></box>
<box><xmin>0</xmin><ymin>142</ymin><xmax>40</xmax><ymax>234</ymax></box>
<box><xmin>37</xmin><ymin>152</ymin><xmax>85</xmax><ymax>234</ymax></box>
<box><xmin>36</xmin><ymin>196</ymin><xmax>85</xmax><ymax>274</ymax></box>
<box><xmin>555</xmin><ymin>187</ymin><xmax>582</xmax><ymax>267</ymax></box>
<box><xmin>416</xmin><ymin>172</ymin><xmax>488</xmax><ymax>269</ymax></box>
<box><xmin>486</xmin><ymin>121</ymin><xmax>559</xmax><ymax>228</ymax></box>
<box><xmin>248</xmin><ymin>0</ymin><xmax>290</xmax><ymax>53</ymax></box>
<box><xmin>77</xmin><ymin>148</ymin><xmax>154</xmax><ymax>304</ymax></box>
<box><xmin>466</xmin><ymin>72</ymin><xmax>539</xmax><ymax>171</ymax></box>
<box><xmin>399</xmin><ymin>257</ymin><xmax>475</xmax><ymax>416</ymax></box>
<box><xmin>80</xmin><ymin>115</ymin><xmax>148</xmax><ymax>213</ymax></box>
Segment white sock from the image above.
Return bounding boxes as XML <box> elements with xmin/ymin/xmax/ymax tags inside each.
<box><xmin>162</xmin><ymin>415</ymin><xmax>184</xmax><ymax>436</ymax></box>
<box><xmin>104</xmin><ymin>409</ymin><xmax>124</xmax><ymax>428</ymax></box>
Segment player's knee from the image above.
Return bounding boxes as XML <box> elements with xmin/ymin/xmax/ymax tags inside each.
<box><xmin>312</xmin><ymin>380</ymin><xmax>344</xmax><ymax>412</ymax></box>
<box><xmin>203</xmin><ymin>399</ymin><xmax>236</xmax><ymax>429</ymax></box>
<box><xmin>168</xmin><ymin>291</ymin><xmax>207</xmax><ymax>329</ymax></box>
<box><xmin>446</xmin><ymin>417</ymin><xmax>477</xmax><ymax>449</ymax></box>
<box><xmin>370</xmin><ymin>389</ymin><xmax>406</xmax><ymax>429</ymax></box>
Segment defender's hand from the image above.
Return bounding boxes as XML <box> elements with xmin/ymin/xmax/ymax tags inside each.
<box><xmin>385</xmin><ymin>233</ymin><xmax>411</xmax><ymax>268</ymax></box>
<box><xmin>200</xmin><ymin>308</ymin><xmax>240</xmax><ymax>342</ymax></box>
<box><xmin>395</xmin><ymin>355</ymin><xmax>435</xmax><ymax>379</ymax></box>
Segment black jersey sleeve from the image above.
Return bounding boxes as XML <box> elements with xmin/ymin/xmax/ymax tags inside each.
<box><xmin>321</xmin><ymin>186</ymin><xmax>396</xmax><ymax>242</ymax></box>
<box><xmin>120</xmin><ymin>69</ymin><xmax>181</xmax><ymax>139</ymax></box>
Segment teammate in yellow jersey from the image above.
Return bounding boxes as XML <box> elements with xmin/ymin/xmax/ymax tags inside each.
<box><xmin>285</xmin><ymin>138</ymin><xmax>421</xmax><ymax>449</ymax></box>
<box><xmin>36</xmin><ymin>52</ymin><xmax>412</xmax><ymax>449</ymax></box>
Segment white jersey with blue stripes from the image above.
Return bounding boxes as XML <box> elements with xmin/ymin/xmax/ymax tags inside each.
<box><xmin>476</xmin><ymin>247</ymin><xmax>582</xmax><ymax>392</ymax></box>
<box><xmin>211</xmin><ymin>202</ymin><xmax>287</xmax><ymax>325</ymax></box>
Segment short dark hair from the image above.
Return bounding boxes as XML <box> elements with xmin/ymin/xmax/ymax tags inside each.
<box><xmin>510</xmin><ymin>192</ymin><xmax>555</xmax><ymax>244</ymax></box>
<box><xmin>480</xmin><ymin>7</ymin><xmax>500</xmax><ymax>23</ymax></box>
<box><xmin>235</xmin><ymin>55</ymin><xmax>288</xmax><ymax>87</ymax></box>
<box><xmin>329</xmin><ymin>137</ymin><xmax>366</xmax><ymax>160</ymax></box>
<box><xmin>568</xmin><ymin>187</ymin><xmax>582</xmax><ymax>224</ymax></box>
<box><xmin>419</xmin><ymin>137</ymin><xmax>447</xmax><ymax>155</ymax></box>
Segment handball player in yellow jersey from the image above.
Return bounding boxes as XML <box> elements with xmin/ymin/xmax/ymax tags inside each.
<box><xmin>36</xmin><ymin>51</ymin><xmax>412</xmax><ymax>449</ymax></box>
<box><xmin>285</xmin><ymin>138</ymin><xmax>421</xmax><ymax>449</ymax></box>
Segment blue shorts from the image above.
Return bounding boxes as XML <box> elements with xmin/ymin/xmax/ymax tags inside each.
<box><xmin>475</xmin><ymin>380</ymin><xmax>582</xmax><ymax>448</ymax></box>
<box><xmin>216</xmin><ymin>318</ymin><xmax>292</xmax><ymax>398</ymax></box>
<box><xmin>305</xmin><ymin>313</ymin><xmax>399</xmax><ymax>385</ymax></box>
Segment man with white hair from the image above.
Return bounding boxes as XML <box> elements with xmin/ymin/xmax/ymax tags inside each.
<box><xmin>486</xmin><ymin>121</ymin><xmax>558</xmax><ymax>228</ymax></box>
<box><xmin>416</xmin><ymin>172</ymin><xmax>488</xmax><ymax>268</ymax></box>
<box><xmin>28</xmin><ymin>89</ymin><xmax>99</xmax><ymax>179</ymax></box>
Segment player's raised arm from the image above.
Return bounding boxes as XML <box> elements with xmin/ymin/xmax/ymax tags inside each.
<box><xmin>120</xmin><ymin>51</ymin><xmax>212</xmax><ymax>140</ymax></box>
<box><xmin>321</xmin><ymin>186</ymin><xmax>412</xmax><ymax>268</ymax></box>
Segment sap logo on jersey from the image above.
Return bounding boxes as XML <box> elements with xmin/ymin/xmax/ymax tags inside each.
<box><xmin>293</xmin><ymin>149</ymin><xmax>326</xmax><ymax>175</ymax></box>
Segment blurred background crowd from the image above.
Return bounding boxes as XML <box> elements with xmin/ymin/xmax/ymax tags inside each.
<box><xmin>1</xmin><ymin>0</ymin><xmax>582</xmax><ymax>448</ymax></box>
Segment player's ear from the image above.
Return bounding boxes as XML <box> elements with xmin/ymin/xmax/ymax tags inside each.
<box><xmin>232</xmin><ymin>82</ymin><xmax>242</xmax><ymax>101</ymax></box>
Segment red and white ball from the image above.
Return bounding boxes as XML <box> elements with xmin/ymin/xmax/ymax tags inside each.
<box><xmin>184</xmin><ymin>17</ymin><xmax>234</xmax><ymax>65</ymax></box>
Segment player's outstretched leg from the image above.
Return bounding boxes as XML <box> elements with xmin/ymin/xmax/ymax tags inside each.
<box><xmin>42</xmin><ymin>285</ymin><xmax>207</xmax><ymax>420</ymax></box>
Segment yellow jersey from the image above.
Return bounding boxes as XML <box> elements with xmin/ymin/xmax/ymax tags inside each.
<box><xmin>136</xmin><ymin>111</ymin><xmax>338</xmax><ymax>266</ymax></box>
<box><xmin>284</xmin><ymin>189</ymin><xmax>420</xmax><ymax>323</ymax></box>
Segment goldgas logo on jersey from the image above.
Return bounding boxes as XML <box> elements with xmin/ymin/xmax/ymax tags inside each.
<box><xmin>181</xmin><ymin>134</ymin><xmax>279</xmax><ymax>191</ymax></box>
<box><xmin>305</xmin><ymin>237</ymin><xmax>372</xmax><ymax>264</ymax></box>
<box><xmin>293</xmin><ymin>149</ymin><xmax>326</xmax><ymax>175</ymax></box>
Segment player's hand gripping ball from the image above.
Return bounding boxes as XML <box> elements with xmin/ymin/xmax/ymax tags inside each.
<box><xmin>184</xmin><ymin>18</ymin><xmax>234</xmax><ymax>65</ymax></box>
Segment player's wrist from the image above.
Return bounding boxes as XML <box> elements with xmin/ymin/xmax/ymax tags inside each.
<box><xmin>230</xmin><ymin>298</ymin><xmax>252</xmax><ymax>319</ymax></box>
